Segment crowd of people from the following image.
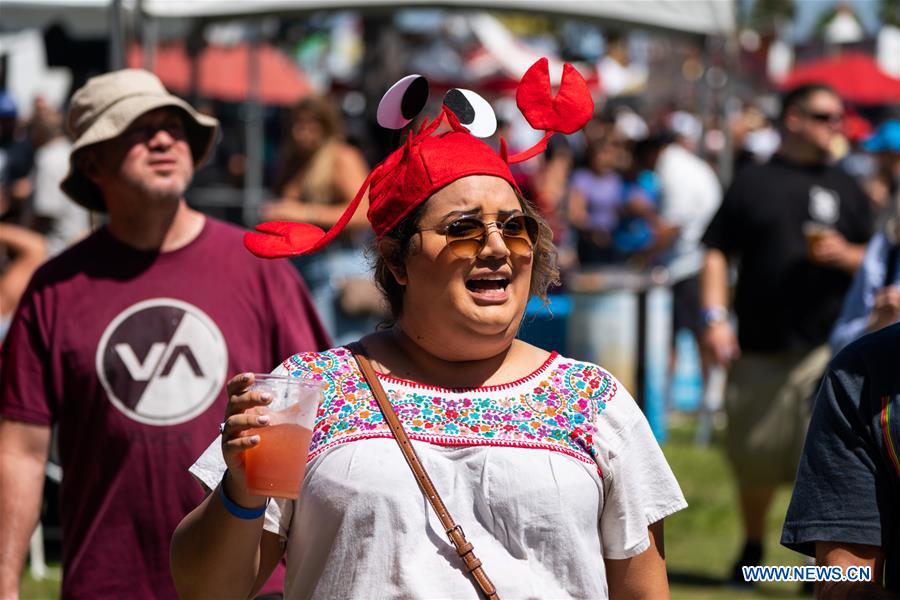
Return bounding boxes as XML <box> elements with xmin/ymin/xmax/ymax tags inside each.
<box><xmin>0</xmin><ymin>58</ymin><xmax>899</xmax><ymax>598</ymax></box>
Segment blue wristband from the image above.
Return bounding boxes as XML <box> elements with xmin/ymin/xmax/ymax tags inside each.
<box><xmin>702</xmin><ymin>305</ymin><xmax>729</xmax><ymax>328</ymax></box>
<box><xmin>218</xmin><ymin>470</ymin><xmax>269</xmax><ymax>520</ymax></box>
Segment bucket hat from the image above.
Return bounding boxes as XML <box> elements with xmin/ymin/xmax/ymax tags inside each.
<box><xmin>60</xmin><ymin>69</ymin><xmax>219</xmax><ymax>211</ymax></box>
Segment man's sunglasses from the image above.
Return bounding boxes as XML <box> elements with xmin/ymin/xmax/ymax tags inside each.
<box><xmin>419</xmin><ymin>213</ymin><xmax>540</xmax><ymax>259</ymax></box>
<box><xmin>802</xmin><ymin>109</ymin><xmax>844</xmax><ymax>125</ymax></box>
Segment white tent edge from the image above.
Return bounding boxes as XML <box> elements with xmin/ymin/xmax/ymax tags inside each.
<box><xmin>140</xmin><ymin>0</ymin><xmax>735</xmax><ymax>36</ymax></box>
<box><xmin>2</xmin><ymin>0</ymin><xmax>735</xmax><ymax>37</ymax></box>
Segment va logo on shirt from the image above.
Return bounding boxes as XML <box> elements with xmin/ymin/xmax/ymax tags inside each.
<box><xmin>95</xmin><ymin>298</ymin><xmax>227</xmax><ymax>426</ymax></box>
<box><xmin>809</xmin><ymin>185</ymin><xmax>840</xmax><ymax>224</ymax></box>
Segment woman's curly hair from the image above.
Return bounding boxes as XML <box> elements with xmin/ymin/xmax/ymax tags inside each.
<box><xmin>371</xmin><ymin>192</ymin><xmax>560</xmax><ymax>322</ymax></box>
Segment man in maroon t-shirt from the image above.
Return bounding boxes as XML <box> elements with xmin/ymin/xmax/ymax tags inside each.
<box><xmin>0</xmin><ymin>70</ymin><xmax>331</xmax><ymax>599</ymax></box>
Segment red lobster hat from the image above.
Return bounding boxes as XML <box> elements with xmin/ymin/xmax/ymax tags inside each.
<box><xmin>245</xmin><ymin>58</ymin><xmax>594</xmax><ymax>258</ymax></box>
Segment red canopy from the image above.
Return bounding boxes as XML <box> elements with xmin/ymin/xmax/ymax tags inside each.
<box><xmin>844</xmin><ymin>111</ymin><xmax>873</xmax><ymax>142</ymax></box>
<box><xmin>781</xmin><ymin>52</ymin><xmax>900</xmax><ymax>105</ymax></box>
<box><xmin>127</xmin><ymin>43</ymin><xmax>311</xmax><ymax>106</ymax></box>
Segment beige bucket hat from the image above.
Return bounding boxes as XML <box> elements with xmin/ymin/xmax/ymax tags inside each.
<box><xmin>60</xmin><ymin>69</ymin><xmax>220</xmax><ymax>211</ymax></box>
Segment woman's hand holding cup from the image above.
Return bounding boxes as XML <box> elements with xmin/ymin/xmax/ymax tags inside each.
<box><xmin>221</xmin><ymin>372</ymin><xmax>273</xmax><ymax>502</ymax></box>
<box><xmin>222</xmin><ymin>372</ymin><xmax>322</xmax><ymax>501</ymax></box>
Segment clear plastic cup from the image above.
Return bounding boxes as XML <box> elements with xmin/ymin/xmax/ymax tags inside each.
<box><xmin>241</xmin><ymin>374</ymin><xmax>323</xmax><ymax>499</ymax></box>
<box><xmin>802</xmin><ymin>221</ymin><xmax>831</xmax><ymax>256</ymax></box>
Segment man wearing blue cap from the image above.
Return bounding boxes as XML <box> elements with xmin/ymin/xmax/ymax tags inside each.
<box><xmin>829</xmin><ymin>120</ymin><xmax>900</xmax><ymax>352</ymax></box>
<box><xmin>866</xmin><ymin>119</ymin><xmax>900</xmax><ymax>200</ymax></box>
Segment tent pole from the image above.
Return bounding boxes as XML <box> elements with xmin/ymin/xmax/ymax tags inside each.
<box><xmin>109</xmin><ymin>0</ymin><xmax>125</xmax><ymax>70</ymax></box>
<box><xmin>699</xmin><ymin>36</ymin><xmax>712</xmax><ymax>159</ymax></box>
<box><xmin>718</xmin><ymin>32</ymin><xmax>738</xmax><ymax>187</ymax></box>
<box><xmin>243</xmin><ymin>24</ymin><xmax>264</xmax><ymax>227</ymax></box>
<box><xmin>142</xmin><ymin>10</ymin><xmax>158</xmax><ymax>72</ymax></box>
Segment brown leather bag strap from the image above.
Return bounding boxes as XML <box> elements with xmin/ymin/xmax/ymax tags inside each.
<box><xmin>349</xmin><ymin>343</ymin><xmax>500</xmax><ymax>600</ymax></box>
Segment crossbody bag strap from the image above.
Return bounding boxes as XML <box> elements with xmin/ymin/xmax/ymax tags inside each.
<box><xmin>348</xmin><ymin>343</ymin><xmax>500</xmax><ymax>600</ymax></box>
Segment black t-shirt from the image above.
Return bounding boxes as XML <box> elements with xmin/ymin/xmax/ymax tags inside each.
<box><xmin>703</xmin><ymin>155</ymin><xmax>873</xmax><ymax>352</ymax></box>
<box><xmin>781</xmin><ymin>324</ymin><xmax>900</xmax><ymax>590</ymax></box>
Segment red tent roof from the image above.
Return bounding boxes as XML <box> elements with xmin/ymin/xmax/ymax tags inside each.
<box><xmin>781</xmin><ymin>52</ymin><xmax>900</xmax><ymax>105</ymax></box>
<box><xmin>128</xmin><ymin>43</ymin><xmax>311</xmax><ymax>106</ymax></box>
<box><xmin>844</xmin><ymin>111</ymin><xmax>873</xmax><ymax>142</ymax></box>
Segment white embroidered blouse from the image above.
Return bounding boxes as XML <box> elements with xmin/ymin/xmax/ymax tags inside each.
<box><xmin>191</xmin><ymin>346</ymin><xmax>686</xmax><ymax>599</ymax></box>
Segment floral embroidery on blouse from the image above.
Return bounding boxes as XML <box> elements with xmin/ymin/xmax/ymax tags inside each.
<box><xmin>283</xmin><ymin>346</ymin><xmax>617</xmax><ymax>471</ymax></box>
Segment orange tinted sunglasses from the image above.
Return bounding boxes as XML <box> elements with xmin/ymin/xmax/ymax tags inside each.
<box><xmin>419</xmin><ymin>213</ymin><xmax>539</xmax><ymax>259</ymax></box>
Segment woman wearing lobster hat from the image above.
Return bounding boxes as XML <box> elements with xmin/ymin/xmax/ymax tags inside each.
<box><xmin>172</xmin><ymin>59</ymin><xmax>686</xmax><ymax>599</ymax></box>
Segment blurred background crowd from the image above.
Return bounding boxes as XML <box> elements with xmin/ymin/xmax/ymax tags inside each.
<box><xmin>2</xmin><ymin>0</ymin><xmax>900</xmax><ymax>596</ymax></box>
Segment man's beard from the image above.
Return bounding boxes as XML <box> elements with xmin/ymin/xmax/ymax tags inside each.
<box><xmin>134</xmin><ymin>173</ymin><xmax>192</xmax><ymax>204</ymax></box>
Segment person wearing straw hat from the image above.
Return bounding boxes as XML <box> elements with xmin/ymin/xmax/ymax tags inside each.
<box><xmin>172</xmin><ymin>59</ymin><xmax>686</xmax><ymax>599</ymax></box>
<box><xmin>0</xmin><ymin>69</ymin><xmax>330</xmax><ymax>599</ymax></box>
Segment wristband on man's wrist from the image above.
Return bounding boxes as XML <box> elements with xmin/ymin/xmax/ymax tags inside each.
<box><xmin>218</xmin><ymin>469</ymin><xmax>269</xmax><ymax>520</ymax></box>
<box><xmin>702</xmin><ymin>305</ymin><xmax>729</xmax><ymax>328</ymax></box>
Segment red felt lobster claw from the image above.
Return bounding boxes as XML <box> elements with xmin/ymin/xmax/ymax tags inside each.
<box><xmin>507</xmin><ymin>58</ymin><xmax>594</xmax><ymax>164</ymax></box>
<box><xmin>516</xmin><ymin>58</ymin><xmax>593</xmax><ymax>134</ymax></box>
<box><xmin>244</xmin><ymin>166</ymin><xmax>379</xmax><ymax>258</ymax></box>
<box><xmin>244</xmin><ymin>221</ymin><xmax>328</xmax><ymax>258</ymax></box>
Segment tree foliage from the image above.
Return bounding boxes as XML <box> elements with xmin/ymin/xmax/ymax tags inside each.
<box><xmin>749</xmin><ymin>0</ymin><xmax>796</xmax><ymax>32</ymax></box>
<box><xmin>814</xmin><ymin>5</ymin><xmax>864</xmax><ymax>38</ymax></box>
<box><xmin>883</xmin><ymin>0</ymin><xmax>900</xmax><ymax>28</ymax></box>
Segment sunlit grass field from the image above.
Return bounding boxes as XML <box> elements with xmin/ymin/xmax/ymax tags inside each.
<box><xmin>21</xmin><ymin>564</ymin><xmax>59</xmax><ymax>600</ymax></box>
<box><xmin>665</xmin><ymin>415</ymin><xmax>807</xmax><ymax>599</ymax></box>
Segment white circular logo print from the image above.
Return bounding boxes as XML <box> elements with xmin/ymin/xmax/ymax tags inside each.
<box><xmin>96</xmin><ymin>298</ymin><xmax>227</xmax><ymax>426</ymax></box>
<box><xmin>809</xmin><ymin>185</ymin><xmax>840</xmax><ymax>225</ymax></box>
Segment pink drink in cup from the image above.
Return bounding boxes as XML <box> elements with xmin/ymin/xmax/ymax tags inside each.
<box><xmin>242</xmin><ymin>374</ymin><xmax>322</xmax><ymax>499</ymax></box>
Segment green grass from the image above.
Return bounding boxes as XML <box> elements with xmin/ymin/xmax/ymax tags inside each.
<box><xmin>665</xmin><ymin>414</ymin><xmax>808</xmax><ymax>599</ymax></box>
<box><xmin>19</xmin><ymin>416</ymin><xmax>809</xmax><ymax>599</ymax></box>
<box><xmin>21</xmin><ymin>564</ymin><xmax>60</xmax><ymax>600</ymax></box>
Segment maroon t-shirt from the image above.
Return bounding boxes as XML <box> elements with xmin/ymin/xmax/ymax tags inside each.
<box><xmin>0</xmin><ymin>218</ymin><xmax>330</xmax><ymax>599</ymax></box>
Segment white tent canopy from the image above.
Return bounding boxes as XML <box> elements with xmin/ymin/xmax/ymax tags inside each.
<box><xmin>2</xmin><ymin>1</ymin><xmax>734</xmax><ymax>38</ymax></box>
<box><xmin>2</xmin><ymin>0</ymin><xmax>118</xmax><ymax>37</ymax></box>
<box><xmin>2</xmin><ymin>0</ymin><xmax>737</xmax><ymax>216</ymax></box>
<box><xmin>140</xmin><ymin>0</ymin><xmax>734</xmax><ymax>36</ymax></box>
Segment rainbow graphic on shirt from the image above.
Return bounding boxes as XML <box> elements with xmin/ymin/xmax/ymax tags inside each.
<box><xmin>881</xmin><ymin>396</ymin><xmax>900</xmax><ymax>478</ymax></box>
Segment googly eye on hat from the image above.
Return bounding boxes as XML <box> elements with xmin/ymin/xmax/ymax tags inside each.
<box><xmin>442</xmin><ymin>89</ymin><xmax>497</xmax><ymax>138</ymax></box>
<box><xmin>377</xmin><ymin>74</ymin><xmax>429</xmax><ymax>130</ymax></box>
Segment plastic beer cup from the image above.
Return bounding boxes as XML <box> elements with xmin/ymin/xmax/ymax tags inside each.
<box><xmin>242</xmin><ymin>374</ymin><xmax>323</xmax><ymax>499</ymax></box>
<box><xmin>802</xmin><ymin>221</ymin><xmax>831</xmax><ymax>256</ymax></box>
